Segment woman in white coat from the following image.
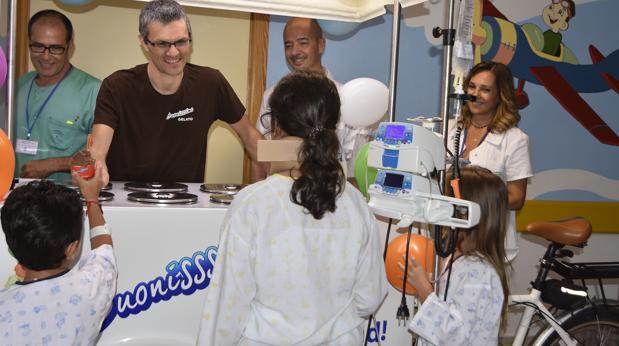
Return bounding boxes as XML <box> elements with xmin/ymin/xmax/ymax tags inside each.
<box><xmin>447</xmin><ymin>61</ymin><xmax>533</xmax><ymax>261</ymax></box>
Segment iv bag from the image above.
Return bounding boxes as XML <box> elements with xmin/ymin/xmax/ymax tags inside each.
<box><xmin>452</xmin><ymin>0</ymin><xmax>475</xmax><ymax>89</ymax></box>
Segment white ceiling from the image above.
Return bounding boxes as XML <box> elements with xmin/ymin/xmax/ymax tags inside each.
<box><xmin>133</xmin><ymin>0</ymin><xmax>427</xmax><ymax>22</ymax></box>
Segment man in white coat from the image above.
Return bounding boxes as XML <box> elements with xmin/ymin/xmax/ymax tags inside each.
<box><xmin>252</xmin><ymin>17</ymin><xmax>369</xmax><ymax>182</ymax></box>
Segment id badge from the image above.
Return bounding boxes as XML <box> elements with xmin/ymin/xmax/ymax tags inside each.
<box><xmin>16</xmin><ymin>139</ymin><xmax>38</xmax><ymax>155</ymax></box>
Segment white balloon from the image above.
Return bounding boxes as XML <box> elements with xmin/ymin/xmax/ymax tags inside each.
<box><xmin>57</xmin><ymin>0</ymin><xmax>95</xmax><ymax>4</ymax></box>
<box><xmin>340</xmin><ymin>78</ymin><xmax>389</xmax><ymax>128</ymax></box>
<box><xmin>317</xmin><ymin>20</ymin><xmax>359</xmax><ymax>36</ymax></box>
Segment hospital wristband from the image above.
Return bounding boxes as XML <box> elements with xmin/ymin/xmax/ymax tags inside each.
<box><xmin>90</xmin><ymin>224</ymin><xmax>112</xmax><ymax>239</ymax></box>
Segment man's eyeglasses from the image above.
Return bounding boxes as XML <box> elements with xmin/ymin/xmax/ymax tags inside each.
<box><xmin>29</xmin><ymin>43</ymin><xmax>66</xmax><ymax>55</ymax></box>
<box><xmin>144</xmin><ymin>37</ymin><xmax>192</xmax><ymax>50</ymax></box>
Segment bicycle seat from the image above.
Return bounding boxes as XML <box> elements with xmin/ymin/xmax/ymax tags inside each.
<box><xmin>524</xmin><ymin>217</ymin><xmax>592</xmax><ymax>246</ymax></box>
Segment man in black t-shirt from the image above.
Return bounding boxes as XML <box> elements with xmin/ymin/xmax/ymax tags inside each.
<box><xmin>90</xmin><ymin>0</ymin><xmax>262</xmax><ymax>183</ymax></box>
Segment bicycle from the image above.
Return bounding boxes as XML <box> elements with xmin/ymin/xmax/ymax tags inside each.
<box><xmin>510</xmin><ymin>217</ymin><xmax>619</xmax><ymax>345</ymax></box>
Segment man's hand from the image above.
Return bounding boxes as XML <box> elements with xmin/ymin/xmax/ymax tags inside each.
<box><xmin>20</xmin><ymin>157</ymin><xmax>71</xmax><ymax>178</ymax></box>
<box><xmin>98</xmin><ymin>160</ymin><xmax>110</xmax><ymax>186</ymax></box>
<box><xmin>89</xmin><ymin>124</ymin><xmax>115</xmax><ymax>186</ymax></box>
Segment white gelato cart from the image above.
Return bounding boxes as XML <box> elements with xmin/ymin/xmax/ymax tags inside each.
<box><xmin>0</xmin><ymin>182</ymin><xmax>414</xmax><ymax>345</ymax></box>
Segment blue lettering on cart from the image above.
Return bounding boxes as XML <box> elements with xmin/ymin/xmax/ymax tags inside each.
<box><xmin>366</xmin><ymin>320</ymin><xmax>387</xmax><ymax>343</ymax></box>
<box><xmin>101</xmin><ymin>246</ymin><xmax>218</xmax><ymax>330</ymax></box>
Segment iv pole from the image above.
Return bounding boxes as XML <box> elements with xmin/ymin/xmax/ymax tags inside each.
<box><xmin>387</xmin><ymin>0</ymin><xmax>401</xmax><ymax>122</ymax></box>
<box><xmin>433</xmin><ymin>0</ymin><xmax>458</xmax><ymax>294</ymax></box>
<box><xmin>382</xmin><ymin>0</ymin><xmax>460</xmax><ymax>313</ymax></box>
<box><xmin>363</xmin><ymin>3</ymin><xmax>403</xmax><ymax>341</ymax></box>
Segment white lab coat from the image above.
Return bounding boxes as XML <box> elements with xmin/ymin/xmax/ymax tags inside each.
<box><xmin>447</xmin><ymin>120</ymin><xmax>533</xmax><ymax>261</ymax></box>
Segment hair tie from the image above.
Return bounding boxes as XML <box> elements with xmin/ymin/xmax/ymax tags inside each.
<box><xmin>308</xmin><ymin>126</ymin><xmax>325</xmax><ymax>138</ymax></box>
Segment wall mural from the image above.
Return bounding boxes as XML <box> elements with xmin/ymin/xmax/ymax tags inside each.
<box><xmin>469</xmin><ymin>0</ymin><xmax>618</xmax><ymax>230</ymax></box>
<box><xmin>267</xmin><ymin>0</ymin><xmax>618</xmax><ymax>232</ymax></box>
<box><xmin>474</xmin><ymin>0</ymin><xmax>618</xmax><ymax>146</ymax></box>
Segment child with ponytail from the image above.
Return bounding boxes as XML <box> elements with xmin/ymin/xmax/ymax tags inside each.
<box><xmin>199</xmin><ymin>71</ymin><xmax>387</xmax><ymax>345</ymax></box>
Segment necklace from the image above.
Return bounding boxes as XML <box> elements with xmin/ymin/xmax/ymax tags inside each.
<box><xmin>471</xmin><ymin>130</ymin><xmax>487</xmax><ymax>142</ymax></box>
<box><xmin>471</xmin><ymin>120</ymin><xmax>491</xmax><ymax>129</ymax></box>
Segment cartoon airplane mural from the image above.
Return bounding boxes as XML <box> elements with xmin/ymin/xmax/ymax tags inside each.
<box><xmin>472</xmin><ymin>0</ymin><xmax>619</xmax><ymax>146</ymax></box>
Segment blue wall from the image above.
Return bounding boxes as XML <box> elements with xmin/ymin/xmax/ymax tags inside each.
<box><xmin>265</xmin><ymin>0</ymin><xmax>619</xmax><ymax>203</ymax></box>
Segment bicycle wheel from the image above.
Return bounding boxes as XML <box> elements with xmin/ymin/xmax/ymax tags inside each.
<box><xmin>540</xmin><ymin>305</ymin><xmax>619</xmax><ymax>346</ymax></box>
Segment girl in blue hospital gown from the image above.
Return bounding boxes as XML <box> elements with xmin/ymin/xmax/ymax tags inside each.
<box><xmin>404</xmin><ymin>166</ymin><xmax>510</xmax><ymax>346</ymax></box>
<box><xmin>198</xmin><ymin>71</ymin><xmax>388</xmax><ymax>345</ymax></box>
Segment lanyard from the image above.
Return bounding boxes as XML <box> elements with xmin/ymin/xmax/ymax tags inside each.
<box><xmin>25</xmin><ymin>65</ymin><xmax>73</xmax><ymax>139</ymax></box>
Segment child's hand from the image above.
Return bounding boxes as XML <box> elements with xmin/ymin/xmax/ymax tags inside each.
<box><xmin>72</xmin><ymin>162</ymin><xmax>103</xmax><ymax>202</ymax></box>
<box><xmin>399</xmin><ymin>256</ymin><xmax>434</xmax><ymax>303</ymax></box>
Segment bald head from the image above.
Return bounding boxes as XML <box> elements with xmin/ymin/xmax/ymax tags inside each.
<box><xmin>28</xmin><ymin>9</ymin><xmax>73</xmax><ymax>43</ymax></box>
<box><xmin>284</xmin><ymin>18</ymin><xmax>323</xmax><ymax>39</ymax></box>
<box><xmin>283</xmin><ymin>18</ymin><xmax>325</xmax><ymax>73</ymax></box>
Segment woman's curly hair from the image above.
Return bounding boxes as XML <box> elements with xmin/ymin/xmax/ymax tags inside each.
<box><xmin>460</xmin><ymin>61</ymin><xmax>520</xmax><ymax>133</ymax></box>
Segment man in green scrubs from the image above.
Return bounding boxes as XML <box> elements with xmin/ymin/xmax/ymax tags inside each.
<box><xmin>14</xmin><ymin>10</ymin><xmax>100</xmax><ymax>181</ymax></box>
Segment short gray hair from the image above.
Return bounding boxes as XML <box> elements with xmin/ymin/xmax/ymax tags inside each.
<box><xmin>139</xmin><ymin>0</ymin><xmax>192</xmax><ymax>39</ymax></box>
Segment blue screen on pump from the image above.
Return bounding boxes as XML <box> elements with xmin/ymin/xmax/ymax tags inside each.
<box><xmin>385</xmin><ymin>125</ymin><xmax>405</xmax><ymax>140</ymax></box>
<box><xmin>384</xmin><ymin>173</ymin><xmax>404</xmax><ymax>188</ymax></box>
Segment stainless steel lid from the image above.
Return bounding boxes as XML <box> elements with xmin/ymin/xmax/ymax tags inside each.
<box><xmin>209</xmin><ymin>194</ymin><xmax>234</xmax><ymax>204</ymax></box>
<box><xmin>66</xmin><ymin>182</ymin><xmax>112</xmax><ymax>191</ymax></box>
<box><xmin>124</xmin><ymin>182</ymin><xmax>188</xmax><ymax>193</ymax></box>
<box><xmin>64</xmin><ymin>183</ymin><xmax>79</xmax><ymax>190</ymax></box>
<box><xmin>80</xmin><ymin>191</ymin><xmax>115</xmax><ymax>202</ymax></box>
<box><xmin>127</xmin><ymin>192</ymin><xmax>198</xmax><ymax>204</ymax></box>
<box><xmin>200</xmin><ymin>183</ymin><xmax>246</xmax><ymax>195</ymax></box>
<box><xmin>406</xmin><ymin>116</ymin><xmax>443</xmax><ymax>133</ymax></box>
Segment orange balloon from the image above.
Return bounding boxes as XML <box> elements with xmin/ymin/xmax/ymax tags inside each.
<box><xmin>385</xmin><ymin>234</ymin><xmax>434</xmax><ymax>295</ymax></box>
<box><xmin>0</xmin><ymin>128</ymin><xmax>15</xmax><ymax>200</ymax></box>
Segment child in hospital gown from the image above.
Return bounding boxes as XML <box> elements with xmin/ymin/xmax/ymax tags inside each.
<box><xmin>410</xmin><ymin>255</ymin><xmax>504</xmax><ymax>345</ymax></box>
<box><xmin>0</xmin><ymin>166</ymin><xmax>116</xmax><ymax>345</ymax></box>
<box><xmin>198</xmin><ymin>71</ymin><xmax>388</xmax><ymax>345</ymax></box>
<box><xmin>404</xmin><ymin>166</ymin><xmax>510</xmax><ymax>346</ymax></box>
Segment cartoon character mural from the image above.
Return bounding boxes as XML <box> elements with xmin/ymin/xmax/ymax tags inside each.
<box><xmin>472</xmin><ymin>0</ymin><xmax>619</xmax><ymax>146</ymax></box>
<box><xmin>541</xmin><ymin>0</ymin><xmax>576</xmax><ymax>57</ymax></box>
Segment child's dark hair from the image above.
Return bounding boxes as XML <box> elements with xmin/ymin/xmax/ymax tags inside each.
<box><xmin>268</xmin><ymin>71</ymin><xmax>345</xmax><ymax>219</ymax></box>
<box><xmin>1</xmin><ymin>181</ymin><xmax>83</xmax><ymax>271</ymax></box>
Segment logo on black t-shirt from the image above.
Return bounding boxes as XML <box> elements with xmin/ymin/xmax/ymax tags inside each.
<box><xmin>166</xmin><ymin>107</ymin><xmax>194</xmax><ymax>122</ymax></box>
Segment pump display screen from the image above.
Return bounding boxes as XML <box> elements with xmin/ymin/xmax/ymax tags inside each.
<box><xmin>384</xmin><ymin>125</ymin><xmax>406</xmax><ymax>140</ymax></box>
<box><xmin>383</xmin><ymin>172</ymin><xmax>404</xmax><ymax>188</ymax></box>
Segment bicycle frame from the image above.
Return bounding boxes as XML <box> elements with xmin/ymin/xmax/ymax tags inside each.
<box><xmin>509</xmin><ymin>239</ymin><xmax>619</xmax><ymax>345</ymax></box>
<box><xmin>510</xmin><ymin>289</ymin><xmax>578</xmax><ymax>346</ymax></box>
<box><xmin>510</xmin><ymin>241</ymin><xmax>585</xmax><ymax>346</ymax></box>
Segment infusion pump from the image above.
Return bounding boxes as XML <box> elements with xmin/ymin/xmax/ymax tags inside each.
<box><xmin>368</xmin><ymin>122</ymin><xmax>445</xmax><ymax>174</ymax></box>
<box><xmin>366</xmin><ymin>122</ymin><xmax>480</xmax><ymax>229</ymax></box>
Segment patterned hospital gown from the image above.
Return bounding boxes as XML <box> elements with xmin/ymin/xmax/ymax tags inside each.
<box><xmin>198</xmin><ymin>174</ymin><xmax>388</xmax><ymax>345</ymax></box>
<box><xmin>0</xmin><ymin>244</ymin><xmax>117</xmax><ymax>346</ymax></box>
<box><xmin>409</xmin><ymin>255</ymin><xmax>503</xmax><ymax>346</ymax></box>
